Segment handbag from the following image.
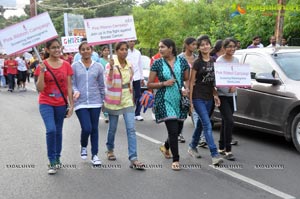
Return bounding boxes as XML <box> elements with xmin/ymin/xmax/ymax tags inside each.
<box><xmin>44</xmin><ymin>63</ymin><xmax>70</xmax><ymax>118</ymax></box>
<box><xmin>165</xmin><ymin>59</ymin><xmax>190</xmax><ymax>110</ymax></box>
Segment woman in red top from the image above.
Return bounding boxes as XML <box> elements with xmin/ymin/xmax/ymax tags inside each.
<box><xmin>35</xmin><ymin>38</ymin><xmax>74</xmax><ymax>175</ymax></box>
<box><xmin>4</xmin><ymin>56</ymin><xmax>18</xmax><ymax>92</ymax></box>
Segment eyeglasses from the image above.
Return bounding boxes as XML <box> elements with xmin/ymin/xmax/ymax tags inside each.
<box><xmin>225</xmin><ymin>45</ymin><xmax>236</xmax><ymax>49</ymax></box>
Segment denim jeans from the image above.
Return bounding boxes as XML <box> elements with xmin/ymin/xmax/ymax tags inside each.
<box><xmin>192</xmin><ymin>99</ymin><xmax>218</xmax><ymax>157</ymax></box>
<box><xmin>7</xmin><ymin>74</ymin><xmax>15</xmax><ymax>90</ymax></box>
<box><xmin>0</xmin><ymin>75</ymin><xmax>6</xmax><ymax>87</ymax></box>
<box><xmin>189</xmin><ymin>111</ymin><xmax>204</xmax><ymax>149</ymax></box>
<box><xmin>75</xmin><ymin>108</ymin><xmax>101</xmax><ymax>156</ymax></box>
<box><xmin>133</xmin><ymin>80</ymin><xmax>142</xmax><ymax>116</ymax></box>
<box><xmin>106</xmin><ymin>111</ymin><xmax>138</xmax><ymax>161</ymax></box>
<box><xmin>39</xmin><ymin>104</ymin><xmax>67</xmax><ymax>164</ymax></box>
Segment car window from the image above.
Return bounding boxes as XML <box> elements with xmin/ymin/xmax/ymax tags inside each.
<box><xmin>244</xmin><ymin>54</ymin><xmax>273</xmax><ymax>79</ymax></box>
<box><xmin>273</xmin><ymin>52</ymin><xmax>300</xmax><ymax>81</ymax></box>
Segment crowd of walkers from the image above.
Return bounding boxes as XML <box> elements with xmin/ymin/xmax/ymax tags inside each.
<box><xmin>3</xmin><ymin>34</ymin><xmax>287</xmax><ymax>175</ymax></box>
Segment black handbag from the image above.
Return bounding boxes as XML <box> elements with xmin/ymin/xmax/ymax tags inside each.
<box><xmin>44</xmin><ymin>64</ymin><xmax>70</xmax><ymax>118</ymax></box>
<box><xmin>165</xmin><ymin>59</ymin><xmax>190</xmax><ymax>110</ymax></box>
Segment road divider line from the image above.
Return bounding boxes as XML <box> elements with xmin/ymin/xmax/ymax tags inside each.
<box><xmin>136</xmin><ymin>131</ymin><xmax>295</xmax><ymax>199</ymax></box>
<box><xmin>136</xmin><ymin>132</ymin><xmax>162</xmax><ymax>145</ymax></box>
<box><xmin>209</xmin><ymin>165</ymin><xmax>295</xmax><ymax>199</ymax></box>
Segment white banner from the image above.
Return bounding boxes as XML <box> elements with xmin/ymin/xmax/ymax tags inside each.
<box><xmin>61</xmin><ymin>36</ymin><xmax>83</xmax><ymax>53</ymax></box>
<box><xmin>0</xmin><ymin>12</ymin><xmax>58</xmax><ymax>55</ymax></box>
<box><xmin>84</xmin><ymin>15</ymin><xmax>137</xmax><ymax>45</ymax></box>
<box><xmin>214</xmin><ymin>63</ymin><xmax>251</xmax><ymax>87</ymax></box>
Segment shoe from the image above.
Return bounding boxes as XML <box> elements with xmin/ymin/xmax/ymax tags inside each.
<box><xmin>178</xmin><ymin>134</ymin><xmax>185</xmax><ymax>143</ymax></box>
<box><xmin>212</xmin><ymin>156</ymin><xmax>224</xmax><ymax>165</ymax></box>
<box><xmin>106</xmin><ymin>151</ymin><xmax>116</xmax><ymax>161</ymax></box>
<box><xmin>130</xmin><ymin>160</ymin><xmax>145</xmax><ymax>170</ymax></box>
<box><xmin>159</xmin><ymin>145</ymin><xmax>172</xmax><ymax>159</ymax></box>
<box><xmin>135</xmin><ymin>115</ymin><xmax>144</xmax><ymax>121</ymax></box>
<box><xmin>171</xmin><ymin>162</ymin><xmax>181</xmax><ymax>171</ymax></box>
<box><xmin>198</xmin><ymin>141</ymin><xmax>207</xmax><ymax>148</ymax></box>
<box><xmin>48</xmin><ymin>164</ymin><xmax>57</xmax><ymax>175</ymax></box>
<box><xmin>218</xmin><ymin>149</ymin><xmax>226</xmax><ymax>155</ymax></box>
<box><xmin>91</xmin><ymin>155</ymin><xmax>102</xmax><ymax>166</ymax></box>
<box><xmin>231</xmin><ymin>140</ymin><xmax>238</xmax><ymax>145</ymax></box>
<box><xmin>55</xmin><ymin>158</ymin><xmax>62</xmax><ymax>169</ymax></box>
<box><xmin>224</xmin><ymin>152</ymin><xmax>236</xmax><ymax>161</ymax></box>
<box><xmin>81</xmin><ymin>147</ymin><xmax>87</xmax><ymax>160</ymax></box>
<box><xmin>188</xmin><ymin>147</ymin><xmax>201</xmax><ymax>158</ymax></box>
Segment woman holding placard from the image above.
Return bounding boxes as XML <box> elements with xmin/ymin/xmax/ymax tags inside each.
<box><xmin>216</xmin><ymin>38</ymin><xmax>239</xmax><ymax>161</ymax></box>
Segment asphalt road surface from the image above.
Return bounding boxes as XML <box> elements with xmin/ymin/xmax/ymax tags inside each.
<box><xmin>0</xmin><ymin>80</ymin><xmax>299</xmax><ymax>199</ymax></box>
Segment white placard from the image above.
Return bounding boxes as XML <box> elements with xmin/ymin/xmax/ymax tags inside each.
<box><xmin>84</xmin><ymin>15</ymin><xmax>137</xmax><ymax>45</ymax></box>
<box><xmin>61</xmin><ymin>36</ymin><xmax>83</xmax><ymax>53</ymax></box>
<box><xmin>0</xmin><ymin>12</ymin><xmax>58</xmax><ymax>55</ymax></box>
<box><xmin>214</xmin><ymin>63</ymin><xmax>251</xmax><ymax>87</ymax></box>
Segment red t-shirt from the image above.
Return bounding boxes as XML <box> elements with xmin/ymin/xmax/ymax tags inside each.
<box><xmin>34</xmin><ymin>60</ymin><xmax>73</xmax><ymax>106</ymax></box>
<box><xmin>5</xmin><ymin>60</ymin><xmax>18</xmax><ymax>74</ymax></box>
<box><xmin>150</xmin><ymin>53</ymin><xmax>161</xmax><ymax>83</ymax></box>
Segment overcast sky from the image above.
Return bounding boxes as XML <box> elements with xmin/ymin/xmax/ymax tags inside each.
<box><xmin>3</xmin><ymin>0</ymin><xmax>29</xmax><ymax>18</ymax></box>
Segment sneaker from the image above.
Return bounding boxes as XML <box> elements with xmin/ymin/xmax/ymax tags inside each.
<box><xmin>212</xmin><ymin>156</ymin><xmax>224</xmax><ymax>165</ymax></box>
<box><xmin>48</xmin><ymin>164</ymin><xmax>57</xmax><ymax>175</ymax></box>
<box><xmin>151</xmin><ymin>113</ymin><xmax>156</xmax><ymax>121</ymax></box>
<box><xmin>81</xmin><ymin>147</ymin><xmax>87</xmax><ymax>160</ymax></box>
<box><xmin>231</xmin><ymin>140</ymin><xmax>238</xmax><ymax>145</ymax></box>
<box><xmin>55</xmin><ymin>158</ymin><xmax>62</xmax><ymax>169</ymax></box>
<box><xmin>224</xmin><ymin>152</ymin><xmax>236</xmax><ymax>161</ymax></box>
<box><xmin>198</xmin><ymin>141</ymin><xmax>207</xmax><ymax>148</ymax></box>
<box><xmin>218</xmin><ymin>149</ymin><xmax>226</xmax><ymax>155</ymax></box>
<box><xmin>178</xmin><ymin>134</ymin><xmax>185</xmax><ymax>143</ymax></box>
<box><xmin>91</xmin><ymin>155</ymin><xmax>102</xmax><ymax>166</ymax></box>
<box><xmin>135</xmin><ymin>115</ymin><xmax>144</xmax><ymax>121</ymax></box>
<box><xmin>188</xmin><ymin>147</ymin><xmax>201</xmax><ymax>158</ymax></box>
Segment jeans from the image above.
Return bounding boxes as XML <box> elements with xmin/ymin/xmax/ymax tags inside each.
<box><xmin>164</xmin><ymin>120</ymin><xmax>183</xmax><ymax>162</ymax></box>
<box><xmin>189</xmin><ymin>111</ymin><xmax>203</xmax><ymax>148</ymax></box>
<box><xmin>133</xmin><ymin>80</ymin><xmax>142</xmax><ymax>116</ymax></box>
<box><xmin>218</xmin><ymin>96</ymin><xmax>235</xmax><ymax>152</ymax></box>
<box><xmin>106</xmin><ymin>111</ymin><xmax>138</xmax><ymax>161</ymax></box>
<box><xmin>7</xmin><ymin>74</ymin><xmax>15</xmax><ymax>90</ymax></box>
<box><xmin>192</xmin><ymin>99</ymin><xmax>218</xmax><ymax>157</ymax></box>
<box><xmin>39</xmin><ymin>104</ymin><xmax>67</xmax><ymax>164</ymax></box>
<box><xmin>0</xmin><ymin>75</ymin><xmax>6</xmax><ymax>87</ymax></box>
<box><xmin>75</xmin><ymin>108</ymin><xmax>101</xmax><ymax>156</ymax></box>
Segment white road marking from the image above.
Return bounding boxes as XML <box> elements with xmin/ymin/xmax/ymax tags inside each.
<box><xmin>136</xmin><ymin>131</ymin><xmax>295</xmax><ymax>199</ymax></box>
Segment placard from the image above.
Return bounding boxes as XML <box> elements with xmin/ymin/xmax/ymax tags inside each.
<box><xmin>0</xmin><ymin>12</ymin><xmax>58</xmax><ymax>55</ymax></box>
<box><xmin>84</xmin><ymin>15</ymin><xmax>137</xmax><ymax>45</ymax></box>
<box><xmin>61</xmin><ymin>36</ymin><xmax>83</xmax><ymax>53</ymax></box>
<box><xmin>214</xmin><ymin>63</ymin><xmax>251</xmax><ymax>87</ymax></box>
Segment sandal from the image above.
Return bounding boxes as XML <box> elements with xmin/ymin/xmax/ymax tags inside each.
<box><xmin>106</xmin><ymin>151</ymin><xmax>116</xmax><ymax>161</ymax></box>
<box><xmin>159</xmin><ymin>145</ymin><xmax>172</xmax><ymax>159</ymax></box>
<box><xmin>130</xmin><ymin>160</ymin><xmax>145</xmax><ymax>170</ymax></box>
<box><xmin>171</xmin><ymin>162</ymin><xmax>181</xmax><ymax>171</ymax></box>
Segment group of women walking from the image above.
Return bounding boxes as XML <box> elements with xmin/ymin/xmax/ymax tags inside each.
<box><xmin>35</xmin><ymin>35</ymin><xmax>238</xmax><ymax>174</ymax></box>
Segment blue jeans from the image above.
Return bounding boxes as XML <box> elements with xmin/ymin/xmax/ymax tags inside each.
<box><xmin>191</xmin><ymin>110</ymin><xmax>206</xmax><ymax>143</ymax></box>
<box><xmin>75</xmin><ymin>108</ymin><xmax>101</xmax><ymax>156</ymax></box>
<box><xmin>39</xmin><ymin>104</ymin><xmax>67</xmax><ymax>164</ymax></box>
<box><xmin>191</xmin><ymin>99</ymin><xmax>218</xmax><ymax>157</ymax></box>
<box><xmin>0</xmin><ymin>75</ymin><xmax>6</xmax><ymax>87</ymax></box>
<box><xmin>106</xmin><ymin>111</ymin><xmax>138</xmax><ymax>161</ymax></box>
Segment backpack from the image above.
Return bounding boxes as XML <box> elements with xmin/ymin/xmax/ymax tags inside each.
<box><xmin>139</xmin><ymin>90</ymin><xmax>154</xmax><ymax>113</ymax></box>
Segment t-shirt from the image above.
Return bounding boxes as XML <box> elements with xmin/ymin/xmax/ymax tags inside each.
<box><xmin>192</xmin><ymin>57</ymin><xmax>215</xmax><ymax>100</ymax></box>
<box><xmin>34</xmin><ymin>60</ymin><xmax>73</xmax><ymax>106</ymax></box>
<box><xmin>15</xmin><ymin>57</ymin><xmax>28</xmax><ymax>71</ymax></box>
<box><xmin>5</xmin><ymin>59</ymin><xmax>18</xmax><ymax>74</ymax></box>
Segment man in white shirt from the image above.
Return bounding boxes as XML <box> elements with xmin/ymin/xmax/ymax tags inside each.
<box><xmin>266</xmin><ymin>36</ymin><xmax>280</xmax><ymax>48</ymax></box>
<box><xmin>127</xmin><ymin>40</ymin><xmax>144</xmax><ymax>121</ymax></box>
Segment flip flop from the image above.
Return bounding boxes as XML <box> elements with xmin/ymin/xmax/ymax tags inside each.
<box><xmin>106</xmin><ymin>151</ymin><xmax>116</xmax><ymax>161</ymax></box>
<box><xmin>171</xmin><ymin>162</ymin><xmax>181</xmax><ymax>171</ymax></box>
<box><xmin>130</xmin><ymin>160</ymin><xmax>145</xmax><ymax>170</ymax></box>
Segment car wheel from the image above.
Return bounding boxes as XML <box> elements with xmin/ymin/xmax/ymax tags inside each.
<box><xmin>291</xmin><ymin>113</ymin><xmax>300</xmax><ymax>153</ymax></box>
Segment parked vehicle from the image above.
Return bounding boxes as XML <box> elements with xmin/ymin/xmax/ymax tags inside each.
<box><xmin>213</xmin><ymin>47</ymin><xmax>300</xmax><ymax>153</ymax></box>
<box><xmin>141</xmin><ymin>55</ymin><xmax>150</xmax><ymax>91</ymax></box>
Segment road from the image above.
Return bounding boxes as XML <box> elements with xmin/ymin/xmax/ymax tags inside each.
<box><xmin>0</xmin><ymin>80</ymin><xmax>299</xmax><ymax>199</ymax></box>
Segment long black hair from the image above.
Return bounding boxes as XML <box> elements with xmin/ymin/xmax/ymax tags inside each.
<box><xmin>196</xmin><ymin>35</ymin><xmax>211</xmax><ymax>59</ymax></box>
<box><xmin>44</xmin><ymin>38</ymin><xmax>61</xmax><ymax>59</ymax></box>
<box><xmin>182</xmin><ymin>37</ymin><xmax>196</xmax><ymax>52</ymax></box>
<box><xmin>160</xmin><ymin>38</ymin><xmax>177</xmax><ymax>56</ymax></box>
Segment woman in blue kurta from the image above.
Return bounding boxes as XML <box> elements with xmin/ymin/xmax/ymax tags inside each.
<box><xmin>148</xmin><ymin>38</ymin><xmax>189</xmax><ymax>170</ymax></box>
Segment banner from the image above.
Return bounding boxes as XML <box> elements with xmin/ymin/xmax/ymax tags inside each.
<box><xmin>214</xmin><ymin>63</ymin><xmax>251</xmax><ymax>87</ymax></box>
<box><xmin>0</xmin><ymin>12</ymin><xmax>58</xmax><ymax>55</ymax></box>
<box><xmin>84</xmin><ymin>15</ymin><xmax>137</xmax><ymax>45</ymax></box>
<box><xmin>61</xmin><ymin>36</ymin><xmax>83</xmax><ymax>53</ymax></box>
